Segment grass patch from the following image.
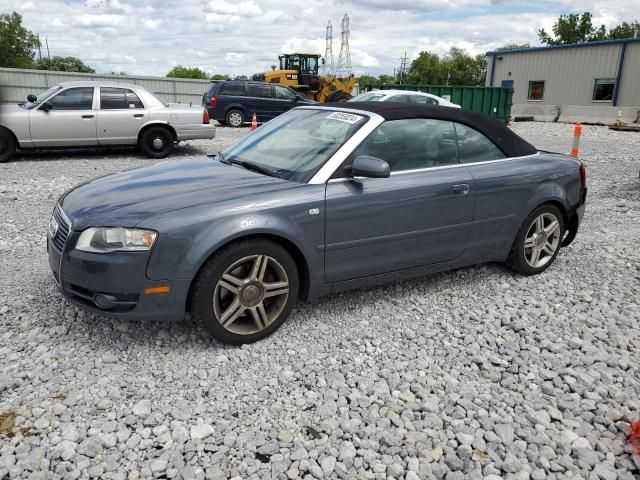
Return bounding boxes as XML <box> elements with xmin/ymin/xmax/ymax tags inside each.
<box><xmin>0</xmin><ymin>411</ymin><xmax>17</xmax><ymax>436</ymax></box>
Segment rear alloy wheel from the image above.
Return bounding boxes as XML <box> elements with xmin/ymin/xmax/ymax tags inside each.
<box><xmin>140</xmin><ymin>127</ymin><xmax>174</xmax><ymax>158</ymax></box>
<box><xmin>190</xmin><ymin>239</ymin><xmax>299</xmax><ymax>344</ymax></box>
<box><xmin>226</xmin><ymin>110</ymin><xmax>244</xmax><ymax>128</ymax></box>
<box><xmin>0</xmin><ymin>129</ymin><xmax>17</xmax><ymax>163</ymax></box>
<box><xmin>507</xmin><ymin>204</ymin><xmax>564</xmax><ymax>275</ymax></box>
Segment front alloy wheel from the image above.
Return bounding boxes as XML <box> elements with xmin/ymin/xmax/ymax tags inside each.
<box><xmin>190</xmin><ymin>239</ymin><xmax>299</xmax><ymax>344</ymax></box>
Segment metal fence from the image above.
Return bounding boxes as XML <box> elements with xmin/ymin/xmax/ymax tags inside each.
<box><xmin>360</xmin><ymin>84</ymin><xmax>514</xmax><ymax>123</ymax></box>
<box><xmin>0</xmin><ymin>67</ymin><xmax>211</xmax><ymax>105</ymax></box>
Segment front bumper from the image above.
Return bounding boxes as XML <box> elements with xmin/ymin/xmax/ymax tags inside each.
<box><xmin>48</xmin><ymin>232</ymin><xmax>189</xmax><ymax>322</ymax></box>
<box><xmin>175</xmin><ymin>123</ymin><xmax>216</xmax><ymax>141</ymax></box>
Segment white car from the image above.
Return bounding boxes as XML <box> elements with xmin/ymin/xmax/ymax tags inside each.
<box><xmin>349</xmin><ymin>89</ymin><xmax>461</xmax><ymax>108</ymax></box>
<box><xmin>0</xmin><ymin>81</ymin><xmax>215</xmax><ymax>162</ymax></box>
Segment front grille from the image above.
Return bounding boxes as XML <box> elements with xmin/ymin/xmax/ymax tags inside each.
<box><xmin>51</xmin><ymin>205</ymin><xmax>71</xmax><ymax>252</ymax></box>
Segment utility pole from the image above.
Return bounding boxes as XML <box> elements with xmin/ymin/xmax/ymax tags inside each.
<box><xmin>398</xmin><ymin>50</ymin><xmax>409</xmax><ymax>85</ymax></box>
<box><xmin>335</xmin><ymin>14</ymin><xmax>353</xmax><ymax>78</ymax></box>
<box><xmin>37</xmin><ymin>34</ymin><xmax>42</xmax><ymax>61</ymax></box>
<box><xmin>45</xmin><ymin>36</ymin><xmax>51</xmax><ymax>69</ymax></box>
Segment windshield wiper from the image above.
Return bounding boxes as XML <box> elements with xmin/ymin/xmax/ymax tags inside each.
<box><xmin>228</xmin><ymin>158</ymin><xmax>281</xmax><ymax>178</ymax></box>
<box><xmin>211</xmin><ymin>151</ymin><xmax>231</xmax><ymax>164</ymax></box>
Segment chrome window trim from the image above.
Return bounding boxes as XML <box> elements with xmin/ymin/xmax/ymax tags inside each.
<box><xmin>326</xmin><ymin>152</ymin><xmax>541</xmax><ymax>183</ymax></box>
<box><xmin>304</xmin><ymin>106</ymin><xmax>385</xmax><ymax>185</ymax></box>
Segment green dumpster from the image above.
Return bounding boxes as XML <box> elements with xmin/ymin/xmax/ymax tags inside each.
<box><xmin>360</xmin><ymin>84</ymin><xmax>513</xmax><ymax>124</ymax></box>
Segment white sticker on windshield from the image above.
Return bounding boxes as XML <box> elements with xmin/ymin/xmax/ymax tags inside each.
<box><xmin>326</xmin><ymin>112</ymin><xmax>363</xmax><ymax>124</ymax></box>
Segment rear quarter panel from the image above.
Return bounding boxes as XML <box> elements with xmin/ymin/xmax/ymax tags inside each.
<box><xmin>465</xmin><ymin>152</ymin><xmax>582</xmax><ymax>261</ymax></box>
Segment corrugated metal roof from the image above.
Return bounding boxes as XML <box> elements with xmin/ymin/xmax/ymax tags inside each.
<box><xmin>486</xmin><ymin>37</ymin><xmax>640</xmax><ymax>56</ymax></box>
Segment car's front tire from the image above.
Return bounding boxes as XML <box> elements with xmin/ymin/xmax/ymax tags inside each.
<box><xmin>190</xmin><ymin>239</ymin><xmax>299</xmax><ymax>345</ymax></box>
<box><xmin>225</xmin><ymin>109</ymin><xmax>245</xmax><ymax>128</ymax></box>
<box><xmin>139</xmin><ymin>126</ymin><xmax>174</xmax><ymax>158</ymax></box>
<box><xmin>507</xmin><ymin>204</ymin><xmax>565</xmax><ymax>275</ymax></box>
<box><xmin>0</xmin><ymin>128</ymin><xmax>16</xmax><ymax>163</ymax></box>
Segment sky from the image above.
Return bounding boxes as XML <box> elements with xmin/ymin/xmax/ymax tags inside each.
<box><xmin>1</xmin><ymin>0</ymin><xmax>638</xmax><ymax>77</ymax></box>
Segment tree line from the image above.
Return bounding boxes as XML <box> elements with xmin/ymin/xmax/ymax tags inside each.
<box><xmin>1</xmin><ymin>10</ymin><xmax>639</xmax><ymax>84</ymax></box>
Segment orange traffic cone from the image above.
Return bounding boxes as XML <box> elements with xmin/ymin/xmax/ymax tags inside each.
<box><xmin>251</xmin><ymin>112</ymin><xmax>257</xmax><ymax>131</ymax></box>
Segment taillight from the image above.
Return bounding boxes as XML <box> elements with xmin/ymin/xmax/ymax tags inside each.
<box><xmin>579</xmin><ymin>162</ymin><xmax>587</xmax><ymax>188</ymax></box>
<box><xmin>209</xmin><ymin>96</ymin><xmax>217</xmax><ymax>108</ymax></box>
<box><xmin>203</xmin><ymin>108</ymin><xmax>210</xmax><ymax>124</ymax></box>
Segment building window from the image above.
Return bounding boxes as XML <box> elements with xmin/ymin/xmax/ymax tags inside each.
<box><xmin>528</xmin><ymin>81</ymin><xmax>545</xmax><ymax>101</ymax></box>
<box><xmin>593</xmin><ymin>79</ymin><xmax>615</xmax><ymax>101</ymax></box>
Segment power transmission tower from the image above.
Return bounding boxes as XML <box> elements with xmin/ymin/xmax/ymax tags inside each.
<box><xmin>323</xmin><ymin>20</ymin><xmax>334</xmax><ymax>75</ymax></box>
<box><xmin>334</xmin><ymin>14</ymin><xmax>352</xmax><ymax>78</ymax></box>
<box><xmin>398</xmin><ymin>50</ymin><xmax>409</xmax><ymax>84</ymax></box>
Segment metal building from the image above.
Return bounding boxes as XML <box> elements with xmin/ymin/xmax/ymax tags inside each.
<box><xmin>486</xmin><ymin>38</ymin><xmax>640</xmax><ymax>124</ymax></box>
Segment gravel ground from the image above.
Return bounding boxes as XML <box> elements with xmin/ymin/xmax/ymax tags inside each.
<box><xmin>0</xmin><ymin>122</ymin><xmax>639</xmax><ymax>480</ymax></box>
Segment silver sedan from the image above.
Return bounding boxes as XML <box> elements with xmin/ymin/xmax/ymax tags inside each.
<box><xmin>0</xmin><ymin>81</ymin><xmax>215</xmax><ymax>162</ymax></box>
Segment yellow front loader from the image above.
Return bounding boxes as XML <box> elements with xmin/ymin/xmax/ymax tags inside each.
<box><xmin>255</xmin><ymin>53</ymin><xmax>356</xmax><ymax>103</ymax></box>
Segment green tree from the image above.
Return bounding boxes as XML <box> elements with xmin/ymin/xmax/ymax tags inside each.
<box><xmin>233</xmin><ymin>74</ymin><xmax>248</xmax><ymax>80</ymax></box>
<box><xmin>377</xmin><ymin>74</ymin><xmax>396</xmax><ymax>85</ymax></box>
<box><xmin>36</xmin><ymin>56</ymin><xmax>95</xmax><ymax>73</ymax></box>
<box><xmin>538</xmin><ymin>12</ymin><xmax>607</xmax><ymax>45</ymax></box>
<box><xmin>357</xmin><ymin>74</ymin><xmax>380</xmax><ymax>86</ymax></box>
<box><xmin>495</xmin><ymin>43</ymin><xmax>532</xmax><ymax>51</ymax></box>
<box><xmin>0</xmin><ymin>12</ymin><xmax>39</xmax><ymax>68</ymax></box>
<box><xmin>211</xmin><ymin>73</ymin><xmax>230</xmax><ymax>80</ymax></box>
<box><xmin>166</xmin><ymin>65</ymin><xmax>209</xmax><ymax>79</ymax></box>
<box><xmin>608</xmin><ymin>21</ymin><xmax>640</xmax><ymax>39</ymax></box>
<box><xmin>407</xmin><ymin>51</ymin><xmax>445</xmax><ymax>84</ymax></box>
<box><xmin>441</xmin><ymin>47</ymin><xmax>486</xmax><ymax>85</ymax></box>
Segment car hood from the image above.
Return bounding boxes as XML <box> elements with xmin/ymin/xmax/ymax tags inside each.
<box><xmin>61</xmin><ymin>157</ymin><xmax>297</xmax><ymax>230</ymax></box>
<box><xmin>0</xmin><ymin>103</ymin><xmax>26</xmax><ymax>113</ymax></box>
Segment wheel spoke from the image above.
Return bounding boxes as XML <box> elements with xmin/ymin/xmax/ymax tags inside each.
<box><xmin>524</xmin><ymin>235</ymin><xmax>536</xmax><ymax>249</ymax></box>
<box><xmin>221</xmin><ymin>273</ymin><xmax>244</xmax><ymax>290</ymax></box>
<box><xmin>249</xmin><ymin>303</ymin><xmax>269</xmax><ymax>330</ymax></box>
<box><xmin>543</xmin><ymin>242</ymin><xmax>556</xmax><ymax>256</ymax></box>
<box><xmin>529</xmin><ymin>248</ymin><xmax>541</xmax><ymax>267</ymax></box>
<box><xmin>545</xmin><ymin>220</ymin><xmax>559</xmax><ymax>236</ymax></box>
<box><xmin>249</xmin><ymin>255</ymin><xmax>268</xmax><ymax>281</ymax></box>
<box><xmin>535</xmin><ymin>215</ymin><xmax>544</xmax><ymax>233</ymax></box>
<box><xmin>263</xmin><ymin>281</ymin><xmax>289</xmax><ymax>298</ymax></box>
<box><xmin>219</xmin><ymin>298</ymin><xmax>245</xmax><ymax>327</ymax></box>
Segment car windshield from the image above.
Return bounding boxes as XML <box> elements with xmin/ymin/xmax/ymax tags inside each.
<box><xmin>22</xmin><ymin>85</ymin><xmax>62</xmax><ymax>109</ymax></box>
<box><xmin>349</xmin><ymin>92</ymin><xmax>384</xmax><ymax>102</ymax></box>
<box><xmin>222</xmin><ymin>109</ymin><xmax>367</xmax><ymax>183</ymax></box>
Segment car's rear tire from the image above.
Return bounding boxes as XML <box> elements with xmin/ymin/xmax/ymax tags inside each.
<box><xmin>190</xmin><ymin>239</ymin><xmax>299</xmax><ymax>345</ymax></box>
<box><xmin>226</xmin><ymin>109</ymin><xmax>244</xmax><ymax>128</ymax></box>
<box><xmin>139</xmin><ymin>126</ymin><xmax>174</xmax><ymax>158</ymax></box>
<box><xmin>506</xmin><ymin>204</ymin><xmax>565</xmax><ymax>276</ymax></box>
<box><xmin>0</xmin><ymin>129</ymin><xmax>16</xmax><ymax>163</ymax></box>
<box><xmin>326</xmin><ymin>90</ymin><xmax>352</xmax><ymax>102</ymax></box>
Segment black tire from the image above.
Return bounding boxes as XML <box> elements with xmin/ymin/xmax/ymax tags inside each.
<box><xmin>0</xmin><ymin>128</ymin><xmax>17</xmax><ymax>163</ymax></box>
<box><xmin>506</xmin><ymin>204</ymin><xmax>565</xmax><ymax>276</ymax></box>
<box><xmin>226</xmin><ymin>109</ymin><xmax>245</xmax><ymax>128</ymax></box>
<box><xmin>139</xmin><ymin>126</ymin><xmax>174</xmax><ymax>158</ymax></box>
<box><xmin>190</xmin><ymin>239</ymin><xmax>299</xmax><ymax>345</ymax></box>
<box><xmin>325</xmin><ymin>90</ymin><xmax>352</xmax><ymax>102</ymax></box>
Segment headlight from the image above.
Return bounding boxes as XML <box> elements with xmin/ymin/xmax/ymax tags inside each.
<box><xmin>76</xmin><ymin>227</ymin><xmax>157</xmax><ymax>253</ymax></box>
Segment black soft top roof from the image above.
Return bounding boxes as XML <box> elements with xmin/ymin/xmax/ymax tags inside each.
<box><xmin>324</xmin><ymin>102</ymin><xmax>537</xmax><ymax>158</ymax></box>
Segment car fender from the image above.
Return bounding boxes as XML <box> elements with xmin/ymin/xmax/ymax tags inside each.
<box><xmin>145</xmin><ymin>208</ymin><xmax>324</xmax><ymax>284</ymax></box>
<box><xmin>525</xmin><ymin>181</ymin><xmax>571</xmax><ymax>222</ymax></box>
<box><xmin>224</xmin><ymin>103</ymin><xmax>248</xmax><ymax>117</ymax></box>
<box><xmin>136</xmin><ymin>120</ymin><xmax>177</xmax><ymax>141</ymax></box>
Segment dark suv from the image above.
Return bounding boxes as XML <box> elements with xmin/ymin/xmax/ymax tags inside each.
<box><xmin>202</xmin><ymin>80</ymin><xmax>316</xmax><ymax>127</ymax></box>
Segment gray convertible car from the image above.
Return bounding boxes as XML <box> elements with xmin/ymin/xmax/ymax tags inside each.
<box><xmin>48</xmin><ymin>103</ymin><xmax>587</xmax><ymax>344</ymax></box>
<box><xmin>0</xmin><ymin>81</ymin><xmax>215</xmax><ymax>162</ymax></box>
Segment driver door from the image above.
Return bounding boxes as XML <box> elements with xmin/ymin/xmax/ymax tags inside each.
<box><xmin>324</xmin><ymin>118</ymin><xmax>474</xmax><ymax>283</ymax></box>
<box><xmin>29</xmin><ymin>86</ymin><xmax>98</xmax><ymax>147</ymax></box>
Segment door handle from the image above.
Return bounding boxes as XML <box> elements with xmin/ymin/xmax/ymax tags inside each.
<box><xmin>452</xmin><ymin>184</ymin><xmax>470</xmax><ymax>195</ymax></box>
<box><xmin>81</xmin><ymin>114</ymin><xmax>94</xmax><ymax>119</ymax></box>
<box><xmin>133</xmin><ymin>113</ymin><xmax>144</xmax><ymax>118</ymax></box>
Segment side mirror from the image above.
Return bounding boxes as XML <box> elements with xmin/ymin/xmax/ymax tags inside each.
<box><xmin>27</xmin><ymin>94</ymin><xmax>37</xmax><ymax>103</ymax></box>
<box><xmin>351</xmin><ymin>155</ymin><xmax>390</xmax><ymax>179</ymax></box>
<box><xmin>294</xmin><ymin>94</ymin><xmax>306</xmax><ymax>101</ymax></box>
<box><xmin>40</xmin><ymin>101</ymin><xmax>53</xmax><ymax>112</ymax></box>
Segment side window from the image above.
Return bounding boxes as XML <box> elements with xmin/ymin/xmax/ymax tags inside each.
<box><xmin>247</xmin><ymin>83</ymin><xmax>273</xmax><ymax>98</ymax></box>
<box><xmin>219</xmin><ymin>82</ymin><xmax>245</xmax><ymax>96</ymax></box>
<box><xmin>386</xmin><ymin>95</ymin><xmax>410</xmax><ymax>103</ymax></box>
<box><xmin>46</xmin><ymin>87</ymin><xmax>94</xmax><ymax>110</ymax></box>
<box><xmin>455</xmin><ymin>123</ymin><xmax>506</xmax><ymax>163</ymax></box>
<box><xmin>275</xmin><ymin>85</ymin><xmax>296</xmax><ymax>100</ymax></box>
<box><xmin>412</xmin><ymin>95</ymin><xmax>438</xmax><ymax>105</ymax></box>
<box><xmin>333</xmin><ymin>118</ymin><xmax>459</xmax><ymax>177</ymax></box>
<box><xmin>100</xmin><ymin>88</ymin><xmax>143</xmax><ymax>110</ymax></box>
